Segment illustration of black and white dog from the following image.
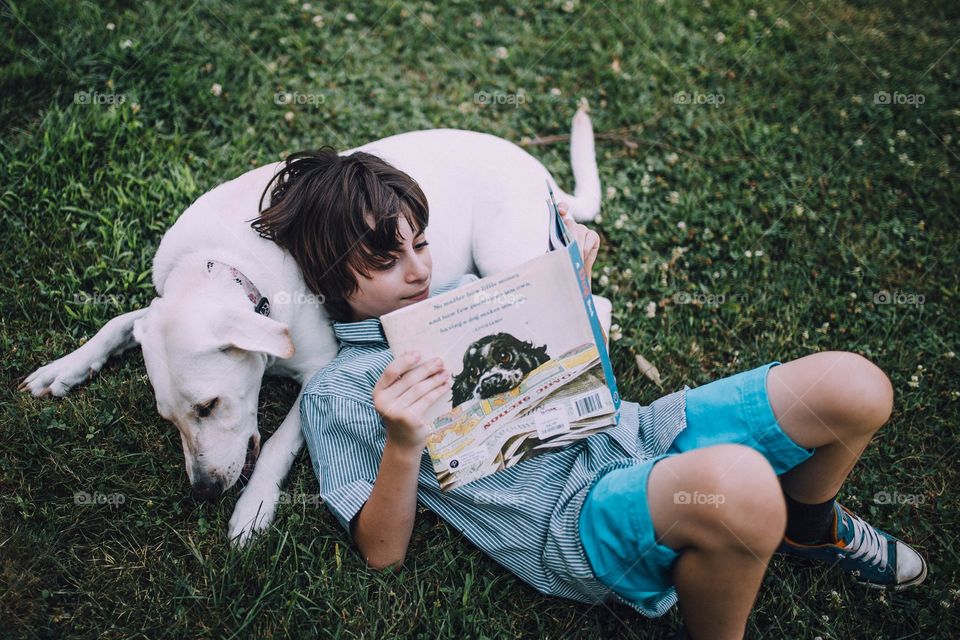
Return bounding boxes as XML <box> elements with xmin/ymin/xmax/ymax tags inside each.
<box><xmin>451</xmin><ymin>333</ymin><xmax>551</xmax><ymax>406</ymax></box>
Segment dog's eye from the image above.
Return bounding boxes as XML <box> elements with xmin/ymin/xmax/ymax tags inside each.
<box><xmin>195</xmin><ymin>397</ymin><xmax>219</xmax><ymax>419</ymax></box>
<box><xmin>498</xmin><ymin>350</ymin><xmax>512</xmax><ymax>364</ymax></box>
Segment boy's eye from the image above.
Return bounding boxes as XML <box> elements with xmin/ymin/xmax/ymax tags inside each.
<box><xmin>416</xmin><ymin>241</ymin><xmax>429</xmax><ymax>250</ymax></box>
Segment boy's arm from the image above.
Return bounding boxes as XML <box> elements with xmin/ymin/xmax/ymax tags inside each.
<box><xmin>355</xmin><ymin>350</ymin><xmax>451</xmax><ymax>569</ymax></box>
<box><xmin>351</xmin><ymin>438</ymin><xmax>423</xmax><ymax>570</ymax></box>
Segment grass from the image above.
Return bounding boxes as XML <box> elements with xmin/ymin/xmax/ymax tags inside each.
<box><xmin>2</xmin><ymin>0</ymin><xmax>959</xmax><ymax>637</ymax></box>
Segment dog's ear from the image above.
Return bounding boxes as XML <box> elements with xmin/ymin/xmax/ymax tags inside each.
<box><xmin>213</xmin><ymin>307</ymin><xmax>296</xmax><ymax>359</ymax></box>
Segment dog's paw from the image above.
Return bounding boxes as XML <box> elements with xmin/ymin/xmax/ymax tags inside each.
<box><xmin>227</xmin><ymin>484</ymin><xmax>280</xmax><ymax>547</ymax></box>
<box><xmin>18</xmin><ymin>355</ymin><xmax>103</xmax><ymax>397</ymax></box>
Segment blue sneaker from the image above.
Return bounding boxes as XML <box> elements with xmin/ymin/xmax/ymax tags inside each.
<box><xmin>777</xmin><ymin>502</ymin><xmax>927</xmax><ymax>590</ymax></box>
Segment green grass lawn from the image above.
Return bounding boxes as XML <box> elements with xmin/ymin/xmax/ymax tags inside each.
<box><xmin>3</xmin><ymin>0</ymin><xmax>958</xmax><ymax>637</ymax></box>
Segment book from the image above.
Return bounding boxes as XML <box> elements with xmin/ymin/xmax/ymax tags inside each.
<box><xmin>380</xmin><ymin>185</ymin><xmax>620</xmax><ymax>491</ymax></box>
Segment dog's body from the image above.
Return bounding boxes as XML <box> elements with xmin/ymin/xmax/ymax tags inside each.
<box><xmin>21</xmin><ymin>109</ymin><xmax>609</xmax><ymax>545</ymax></box>
<box><xmin>451</xmin><ymin>333</ymin><xmax>552</xmax><ymax>405</ymax></box>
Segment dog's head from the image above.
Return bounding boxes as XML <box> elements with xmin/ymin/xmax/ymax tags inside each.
<box><xmin>132</xmin><ymin>294</ymin><xmax>294</xmax><ymax>501</ymax></box>
<box><xmin>451</xmin><ymin>332</ymin><xmax>550</xmax><ymax>406</ymax></box>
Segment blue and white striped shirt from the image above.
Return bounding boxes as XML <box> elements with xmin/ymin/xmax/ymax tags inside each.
<box><xmin>300</xmin><ymin>275</ymin><xmax>689</xmax><ymax>617</ymax></box>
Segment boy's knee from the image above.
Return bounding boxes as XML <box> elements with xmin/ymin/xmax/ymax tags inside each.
<box><xmin>688</xmin><ymin>445</ymin><xmax>786</xmax><ymax>554</ymax></box>
<box><xmin>824</xmin><ymin>351</ymin><xmax>894</xmax><ymax>433</ymax></box>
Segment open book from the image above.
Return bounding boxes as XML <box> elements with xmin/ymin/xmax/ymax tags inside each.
<box><xmin>381</xmin><ymin>186</ymin><xmax>620</xmax><ymax>491</ymax></box>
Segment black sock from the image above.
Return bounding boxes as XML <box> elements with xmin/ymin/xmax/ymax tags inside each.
<box><xmin>784</xmin><ymin>491</ymin><xmax>838</xmax><ymax>544</ymax></box>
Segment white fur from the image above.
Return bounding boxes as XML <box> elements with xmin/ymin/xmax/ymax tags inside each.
<box><xmin>20</xmin><ymin>108</ymin><xmax>608</xmax><ymax>545</ymax></box>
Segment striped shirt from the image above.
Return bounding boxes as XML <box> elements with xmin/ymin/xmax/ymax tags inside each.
<box><xmin>300</xmin><ymin>274</ymin><xmax>690</xmax><ymax>617</ymax></box>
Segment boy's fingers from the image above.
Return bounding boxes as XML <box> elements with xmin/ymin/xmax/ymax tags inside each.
<box><xmin>399</xmin><ymin>370</ymin><xmax>450</xmax><ymax>410</ymax></box>
<box><xmin>392</xmin><ymin>359</ymin><xmax>446</xmax><ymax>397</ymax></box>
<box><xmin>378</xmin><ymin>351</ymin><xmax>425</xmax><ymax>391</ymax></box>
<box><xmin>410</xmin><ymin>376</ymin><xmax>453</xmax><ymax>415</ymax></box>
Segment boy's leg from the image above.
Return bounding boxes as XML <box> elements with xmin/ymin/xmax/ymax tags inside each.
<box><xmin>763</xmin><ymin>350</ymin><xmax>926</xmax><ymax>588</ymax></box>
<box><xmin>645</xmin><ymin>444</ymin><xmax>786</xmax><ymax>640</ymax></box>
<box><xmin>765</xmin><ymin>351</ymin><xmax>893</xmax><ymax>503</ymax></box>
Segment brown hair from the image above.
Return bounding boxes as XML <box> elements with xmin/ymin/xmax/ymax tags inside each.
<box><xmin>250</xmin><ymin>148</ymin><xmax>429</xmax><ymax>323</ymax></box>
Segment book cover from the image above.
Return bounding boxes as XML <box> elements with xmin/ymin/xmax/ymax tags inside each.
<box><xmin>381</xmin><ymin>192</ymin><xmax>619</xmax><ymax>491</ymax></box>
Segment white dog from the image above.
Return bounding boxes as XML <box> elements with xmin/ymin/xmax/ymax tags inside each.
<box><xmin>20</xmin><ymin>108</ymin><xmax>609</xmax><ymax>545</ymax></box>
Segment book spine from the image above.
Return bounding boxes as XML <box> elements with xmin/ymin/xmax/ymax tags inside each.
<box><xmin>565</xmin><ymin>241</ymin><xmax>621</xmax><ymax>409</ymax></box>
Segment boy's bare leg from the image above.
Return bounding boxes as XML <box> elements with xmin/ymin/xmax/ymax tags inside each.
<box><xmin>764</xmin><ymin>351</ymin><xmax>893</xmax><ymax>503</ymax></box>
<box><xmin>647</xmin><ymin>444</ymin><xmax>787</xmax><ymax>640</ymax></box>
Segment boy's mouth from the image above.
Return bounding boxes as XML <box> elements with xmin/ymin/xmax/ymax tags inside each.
<box><xmin>403</xmin><ymin>287</ymin><xmax>430</xmax><ymax>301</ymax></box>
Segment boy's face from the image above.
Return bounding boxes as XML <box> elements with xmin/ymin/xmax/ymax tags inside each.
<box><xmin>346</xmin><ymin>215</ymin><xmax>433</xmax><ymax>321</ymax></box>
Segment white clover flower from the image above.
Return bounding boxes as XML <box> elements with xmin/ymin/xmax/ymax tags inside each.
<box><xmin>120</xmin><ymin>39</ymin><xmax>133</xmax><ymax>49</ymax></box>
<box><xmin>667</xmin><ymin>191</ymin><xmax>680</xmax><ymax>204</ymax></box>
<box><xmin>284</xmin><ymin>110</ymin><xmax>295</xmax><ymax>122</ymax></box>
<box><xmin>614</xmin><ymin>219</ymin><xmax>624</xmax><ymax>229</ymax></box>
<box><xmin>550</xmin><ymin>87</ymin><xmax>562</xmax><ymax>96</ymax></box>
<box><xmin>606</xmin><ymin>186</ymin><xmax>616</xmax><ymax>199</ymax></box>
<box><xmin>715</xmin><ymin>32</ymin><xmax>726</xmax><ymax>44</ymax></box>
<box><xmin>645</xmin><ymin>301</ymin><xmax>657</xmax><ymax>318</ymax></box>
<box><xmin>666</xmin><ymin>152</ymin><xmax>679</xmax><ymax>165</ymax></box>
<box><xmin>210</xmin><ymin>83</ymin><xmax>223</xmax><ymax>96</ymax></box>
<box><xmin>609</xmin><ymin>324</ymin><xmax>622</xmax><ymax>341</ymax></box>
<box><xmin>312</xmin><ymin>14</ymin><xmax>325</xmax><ymax>27</ymax></box>
<box><xmin>106</xmin><ymin>22</ymin><xmax>115</xmax><ymax>30</ymax></box>
<box><xmin>897</xmin><ymin>129</ymin><xmax>908</xmax><ymax>140</ymax></box>
<box><xmin>744</xmin><ymin>250</ymin><xmax>753</xmax><ymax>258</ymax></box>
<box><xmin>851</xmin><ymin>95</ymin><xmax>863</xmax><ymax>104</ymax></box>
<box><xmin>677</xmin><ymin>221</ymin><xmax>687</xmax><ymax>229</ymax></box>
<box><xmin>599</xmin><ymin>274</ymin><xmax>609</xmax><ymax>286</ymax></box>
<box><xmin>640</xmin><ymin>173</ymin><xmax>653</xmax><ymax>192</ymax></box>
<box><xmin>854</xmin><ymin>138</ymin><xmax>864</xmax><ymax>147</ymax></box>
<box><xmin>346</xmin><ymin>12</ymin><xmax>357</xmax><ymax>22</ymax></box>
<box><xmin>748</xmin><ymin>9</ymin><xmax>758</xmax><ymax>19</ymax></box>
<box><xmin>495</xmin><ymin>46</ymin><xmax>509</xmax><ymax>60</ymax></box>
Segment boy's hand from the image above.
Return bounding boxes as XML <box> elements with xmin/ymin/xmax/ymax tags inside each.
<box><xmin>373</xmin><ymin>351</ymin><xmax>451</xmax><ymax>451</ymax></box>
<box><xmin>558</xmin><ymin>202</ymin><xmax>600</xmax><ymax>288</ymax></box>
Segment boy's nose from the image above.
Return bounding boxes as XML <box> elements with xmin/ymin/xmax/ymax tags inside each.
<box><xmin>406</xmin><ymin>254</ymin><xmax>430</xmax><ymax>281</ymax></box>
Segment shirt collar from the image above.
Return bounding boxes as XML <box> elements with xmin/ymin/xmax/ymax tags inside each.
<box><xmin>333</xmin><ymin>317</ymin><xmax>388</xmax><ymax>345</ymax></box>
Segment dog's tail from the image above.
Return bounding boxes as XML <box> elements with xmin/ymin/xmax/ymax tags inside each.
<box><xmin>554</xmin><ymin>100</ymin><xmax>602</xmax><ymax>222</ymax></box>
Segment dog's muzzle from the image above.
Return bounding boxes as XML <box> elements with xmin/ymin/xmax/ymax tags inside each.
<box><xmin>238</xmin><ymin>434</ymin><xmax>261</xmax><ymax>487</ymax></box>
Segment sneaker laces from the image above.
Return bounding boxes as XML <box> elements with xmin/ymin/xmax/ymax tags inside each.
<box><xmin>843</xmin><ymin>510</ymin><xmax>889</xmax><ymax>570</ymax></box>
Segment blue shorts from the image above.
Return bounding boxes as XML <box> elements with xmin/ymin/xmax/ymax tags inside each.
<box><xmin>579</xmin><ymin>361</ymin><xmax>816</xmax><ymax>614</ymax></box>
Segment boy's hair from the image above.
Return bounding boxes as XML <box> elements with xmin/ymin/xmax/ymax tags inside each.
<box><xmin>251</xmin><ymin>148</ymin><xmax>429</xmax><ymax>323</ymax></box>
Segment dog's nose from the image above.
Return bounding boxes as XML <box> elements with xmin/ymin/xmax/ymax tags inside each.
<box><xmin>192</xmin><ymin>475</ymin><xmax>225</xmax><ymax>501</ymax></box>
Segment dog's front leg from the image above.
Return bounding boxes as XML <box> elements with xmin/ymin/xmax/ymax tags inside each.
<box><xmin>228</xmin><ymin>387</ymin><xmax>306</xmax><ymax>546</ymax></box>
<box><xmin>19</xmin><ymin>308</ymin><xmax>150</xmax><ymax>397</ymax></box>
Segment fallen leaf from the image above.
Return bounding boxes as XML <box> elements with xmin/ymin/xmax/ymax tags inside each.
<box><xmin>635</xmin><ymin>353</ymin><xmax>662</xmax><ymax>386</ymax></box>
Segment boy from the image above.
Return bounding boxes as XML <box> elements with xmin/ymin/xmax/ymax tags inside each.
<box><xmin>253</xmin><ymin>149</ymin><xmax>927</xmax><ymax>640</ymax></box>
